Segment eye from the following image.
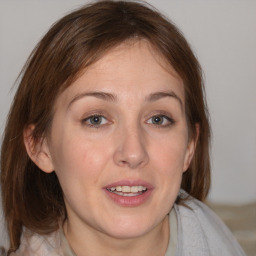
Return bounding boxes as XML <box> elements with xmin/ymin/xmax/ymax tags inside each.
<box><xmin>146</xmin><ymin>115</ymin><xmax>174</xmax><ymax>127</ymax></box>
<box><xmin>82</xmin><ymin>115</ymin><xmax>109</xmax><ymax>127</ymax></box>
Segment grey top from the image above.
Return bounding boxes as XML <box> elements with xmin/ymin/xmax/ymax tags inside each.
<box><xmin>1</xmin><ymin>191</ymin><xmax>246</xmax><ymax>256</ymax></box>
<box><xmin>173</xmin><ymin>193</ymin><xmax>246</xmax><ymax>256</ymax></box>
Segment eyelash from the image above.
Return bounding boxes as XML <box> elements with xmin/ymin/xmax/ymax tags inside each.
<box><xmin>81</xmin><ymin>113</ymin><xmax>175</xmax><ymax>129</ymax></box>
<box><xmin>146</xmin><ymin>114</ymin><xmax>175</xmax><ymax>128</ymax></box>
<box><xmin>81</xmin><ymin>114</ymin><xmax>110</xmax><ymax>128</ymax></box>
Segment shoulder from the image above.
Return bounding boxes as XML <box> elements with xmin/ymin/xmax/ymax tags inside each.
<box><xmin>10</xmin><ymin>229</ymin><xmax>63</xmax><ymax>256</ymax></box>
<box><xmin>173</xmin><ymin>190</ymin><xmax>246</xmax><ymax>256</ymax></box>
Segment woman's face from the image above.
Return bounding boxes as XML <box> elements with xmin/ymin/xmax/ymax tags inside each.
<box><xmin>40</xmin><ymin>40</ymin><xmax>195</xmax><ymax>239</ymax></box>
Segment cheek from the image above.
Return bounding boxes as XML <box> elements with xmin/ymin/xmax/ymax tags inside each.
<box><xmin>52</xmin><ymin>134</ymin><xmax>112</xmax><ymax>183</ymax></box>
<box><xmin>52</xmin><ymin>139</ymin><xmax>110</xmax><ymax>210</ymax></box>
<box><xmin>151</xmin><ymin>135</ymin><xmax>188</xmax><ymax>174</ymax></box>
<box><xmin>148</xmin><ymin>137</ymin><xmax>187</xmax><ymax>214</ymax></box>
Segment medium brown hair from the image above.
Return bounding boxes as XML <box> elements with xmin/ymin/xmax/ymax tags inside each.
<box><xmin>1</xmin><ymin>0</ymin><xmax>211</xmax><ymax>253</ymax></box>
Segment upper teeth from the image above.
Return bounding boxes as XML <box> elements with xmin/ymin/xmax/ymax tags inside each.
<box><xmin>109</xmin><ymin>186</ymin><xmax>147</xmax><ymax>193</ymax></box>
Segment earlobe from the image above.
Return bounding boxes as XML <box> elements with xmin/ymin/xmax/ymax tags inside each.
<box><xmin>23</xmin><ymin>125</ymin><xmax>54</xmax><ymax>173</ymax></box>
<box><xmin>183</xmin><ymin>124</ymin><xmax>199</xmax><ymax>172</ymax></box>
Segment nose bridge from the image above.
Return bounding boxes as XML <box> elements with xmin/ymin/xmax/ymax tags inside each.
<box><xmin>113</xmin><ymin>121</ymin><xmax>149</xmax><ymax>169</ymax></box>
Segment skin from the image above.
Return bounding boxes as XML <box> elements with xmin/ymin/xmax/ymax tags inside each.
<box><xmin>25</xmin><ymin>40</ymin><xmax>196</xmax><ymax>256</ymax></box>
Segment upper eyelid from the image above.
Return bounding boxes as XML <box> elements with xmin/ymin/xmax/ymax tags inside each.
<box><xmin>82</xmin><ymin>114</ymin><xmax>108</xmax><ymax>122</ymax></box>
<box><xmin>83</xmin><ymin>114</ymin><xmax>106</xmax><ymax>120</ymax></box>
<box><xmin>147</xmin><ymin>115</ymin><xmax>174</xmax><ymax>123</ymax></box>
<box><xmin>145</xmin><ymin>110</ymin><xmax>174</xmax><ymax>120</ymax></box>
<box><xmin>81</xmin><ymin>110</ymin><xmax>109</xmax><ymax>120</ymax></box>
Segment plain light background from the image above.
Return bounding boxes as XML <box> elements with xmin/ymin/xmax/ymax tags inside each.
<box><xmin>0</xmin><ymin>0</ymin><xmax>255</xmax><ymax>204</ymax></box>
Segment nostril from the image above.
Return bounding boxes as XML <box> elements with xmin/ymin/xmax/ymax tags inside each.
<box><xmin>120</xmin><ymin>160</ymin><xmax>128</xmax><ymax>166</ymax></box>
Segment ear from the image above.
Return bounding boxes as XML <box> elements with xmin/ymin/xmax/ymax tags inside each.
<box><xmin>24</xmin><ymin>125</ymin><xmax>54</xmax><ymax>173</ymax></box>
<box><xmin>183</xmin><ymin>124</ymin><xmax>199</xmax><ymax>172</ymax></box>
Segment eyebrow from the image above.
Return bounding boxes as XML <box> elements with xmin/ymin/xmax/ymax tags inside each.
<box><xmin>68</xmin><ymin>91</ymin><xmax>117</xmax><ymax>108</ymax></box>
<box><xmin>146</xmin><ymin>91</ymin><xmax>183</xmax><ymax>109</ymax></box>
<box><xmin>68</xmin><ymin>90</ymin><xmax>183</xmax><ymax>109</ymax></box>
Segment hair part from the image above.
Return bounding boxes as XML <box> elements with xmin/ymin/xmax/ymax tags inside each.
<box><xmin>1</xmin><ymin>0</ymin><xmax>211</xmax><ymax>253</ymax></box>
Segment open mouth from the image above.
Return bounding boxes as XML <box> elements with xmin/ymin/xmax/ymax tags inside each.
<box><xmin>106</xmin><ymin>185</ymin><xmax>147</xmax><ymax>197</ymax></box>
<box><xmin>104</xmin><ymin>182</ymin><xmax>153</xmax><ymax>206</ymax></box>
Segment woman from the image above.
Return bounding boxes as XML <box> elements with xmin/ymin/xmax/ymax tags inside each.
<box><xmin>0</xmin><ymin>1</ymin><xmax>245</xmax><ymax>255</ymax></box>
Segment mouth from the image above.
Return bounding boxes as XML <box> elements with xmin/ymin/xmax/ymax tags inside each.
<box><xmin>106</xmin><ymin>185</ymin><xmax>148</xmax><ymax>197</ymax></box>
<box><xmin>103</xmin><ymin>181</ymin><xmax>153</xmax><ymax>207</ymax></box>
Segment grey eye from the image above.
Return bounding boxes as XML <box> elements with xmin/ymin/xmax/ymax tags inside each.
<box><xmin>151</xmin><ymin>116</ymin><xmax>164</xmax><ymax>125</ymax></box>
<box><xmin>89</xmin><ymin>116</ymin><xmax>103</xmax><ymax>125</ymax></box>
<box><xmin>146</xmin><ymin>115</ymin><xmax>174</xmax><ymax>127</ymax></box>
<box><xmin>83</xmin><ymin>115</ymin><xmax>108</xmax><ymax>126</ymax></box>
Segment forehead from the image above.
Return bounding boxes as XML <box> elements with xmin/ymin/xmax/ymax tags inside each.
<box><xmin>56</xmin><ymin>40</ymin><xmax>184</xmax><ymax>107</ymax></box>
<box><xmin>86</xmin><ymin>40</ymin><xmax>181</xmax><ymax>82</ymax></box>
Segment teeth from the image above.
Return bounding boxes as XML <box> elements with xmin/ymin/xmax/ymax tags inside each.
<box><xmin>116</xmin><ymin>186</ymin><xmax>122</xmax><ymax>192</ymax></box>
<box><xmin>123</xmin><ymin>186</ymin><xmax>131</xmax><ymax>192</ymax></box>
<box><xmin>113</xmin><ymin>192</ymin><xmax>141</xmax><ymax>197</ymax></box>
<box><xmin>108</xmin><ymin>185</ymin><xmax>147</xmax><ymax>193</ymax></box>
<box><xmin>131</xmin><ymin>186</ymin><xmax>138</xmax><ymax>193</ymax></box>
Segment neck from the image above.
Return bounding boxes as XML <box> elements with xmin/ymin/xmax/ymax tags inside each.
<box><xmin>63</xmin><ymin>215</ymin><xmax>170</xmax><ymax>256</ymax></box>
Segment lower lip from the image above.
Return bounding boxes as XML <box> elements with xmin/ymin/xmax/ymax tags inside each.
<box><xmin>104</xmin><ymin>189</ymin><xmax>153</xmax><ymax>207</ymax></box>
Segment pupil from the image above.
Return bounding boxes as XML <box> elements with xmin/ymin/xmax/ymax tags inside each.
<box><xmin>91</xmin><ymin>116</ymin><xmax>101</xmax><ymax>124</ymax></box>
<box><xmin>153</xmin><ymin>116</ymin><xmax>162</xmax><ymax>124</ymax></box>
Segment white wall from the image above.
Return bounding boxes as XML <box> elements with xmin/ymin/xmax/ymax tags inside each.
<box><xmin>0</xmin><ymin>0</ymin><xmax>255</xmax><ymax>204</ymax></box>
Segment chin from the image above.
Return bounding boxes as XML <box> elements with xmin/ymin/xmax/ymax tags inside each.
<box><xmin>100</xmin><ymin>215</ymin><xmax>158</xmax><ymax>239</ymax></box>
<box><xmin>106</xmin><ymin>227</ymin><xmax>151</xmax><ymax>240</ymax></box>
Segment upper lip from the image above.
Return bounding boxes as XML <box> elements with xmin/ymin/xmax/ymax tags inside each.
<box><xmin>103</xmin><ymin>179</ymin><xmax>154</xmax><ymax>189</ymax></box>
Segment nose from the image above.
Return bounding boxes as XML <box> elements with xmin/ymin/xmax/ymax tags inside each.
<box><xmin>113</xmin><ymin>125</ymin><xmax>149</xmax><ymax>169</ymax></box>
